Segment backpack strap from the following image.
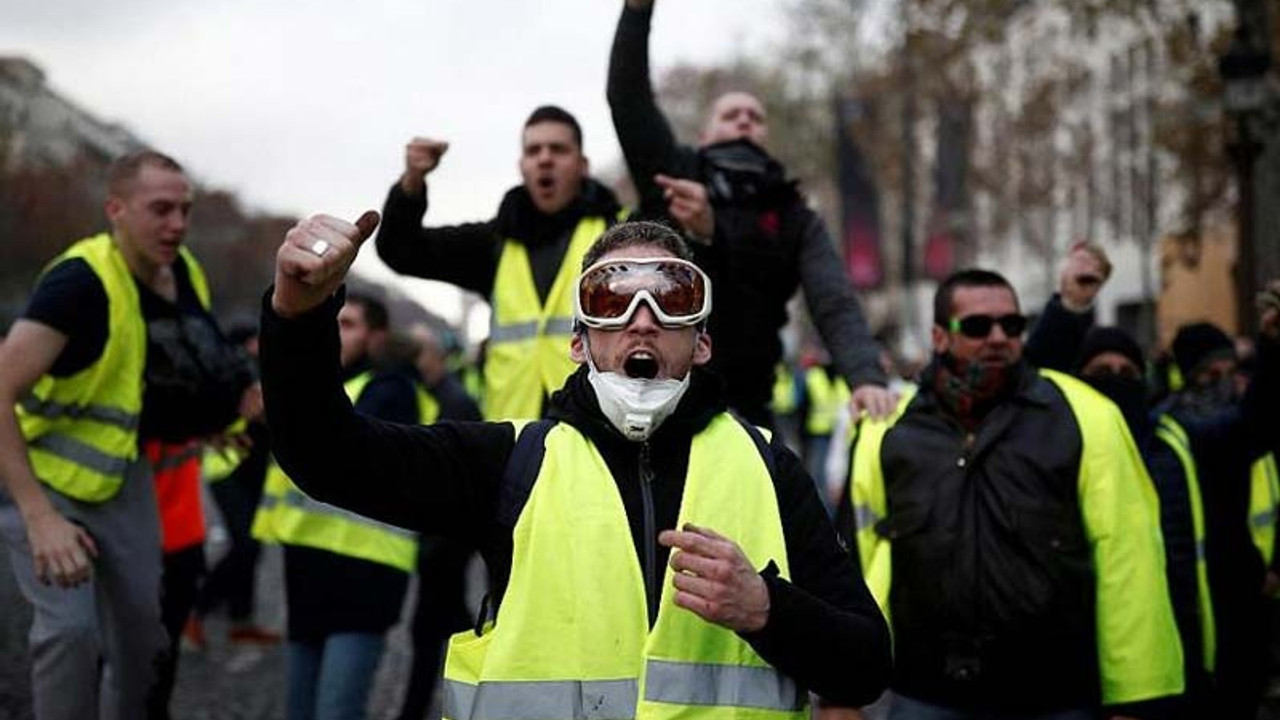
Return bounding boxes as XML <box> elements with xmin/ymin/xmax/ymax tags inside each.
<box><xmin>496</xmin><ymin>419</ymin><xmax>557</xmax><ymax>529</ymax></box>
<box><xmin>478</xmin><ymin>418</ymin><xmax>558</xmax><ymax>633</ymax></box>
<box><xmin>730</xmin><ymin>412</ymin><xmax>779</xmax><ymax>482</ymax></box>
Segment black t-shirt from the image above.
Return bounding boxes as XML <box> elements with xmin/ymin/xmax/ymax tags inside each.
<box><xmin>22</xmin><ymin>259</ymin><xmax>109</xmax><ymax>377</ymax></box>
<box><xmin>21</xmin><ymin>255</ymin><xmax>250</xmax><ymax>441</ymax></box>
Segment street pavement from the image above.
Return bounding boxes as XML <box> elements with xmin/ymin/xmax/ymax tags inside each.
<box><xmin>5</xmin><ymin>513</ymin><xmax>1280</xmax><ymax>719</ymax></box>
<box><xmin>0</xmin><ymin>523</ymin><xmax>469</xmax><ymax>720</ymax></box>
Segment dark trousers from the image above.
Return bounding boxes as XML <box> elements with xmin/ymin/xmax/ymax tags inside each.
<box><xmin>1215</xmin><ymin>592</ymin><xmax>1269</xmax><ymax>720</ymax></box>
<box><xmin>197</xmin><ymin>474</ymin><xmax>263</xmax><ymax>621</ymax></box>
<box><xmin>396</xmin><ymin>537</ymin><xmax>475</xmax><ymax>720</ymax></box>
<box><xmin>149</xmin><ymin>543</ymin><xmax>205</xmax><ymax>720</ymax></box>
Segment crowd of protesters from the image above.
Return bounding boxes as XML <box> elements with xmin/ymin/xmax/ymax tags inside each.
<box><xmin>1</xmin><ymin>2</ymin><xmax>1279</xmax><ymax>720</ymax></box>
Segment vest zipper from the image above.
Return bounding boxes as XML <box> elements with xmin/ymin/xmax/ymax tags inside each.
<box><xmin>639</xmin><ymin>442</ymin><xmax>659</xmax><ymax>625</ymax></box>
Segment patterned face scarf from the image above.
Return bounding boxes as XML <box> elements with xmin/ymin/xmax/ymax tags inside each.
<box><xmin>1172</xmin><ymin>375</ymin><xmax>1240</xmax><ymax>420</ymax></box>
<box><xmin>931</xmin><ymin>352</ymin><xmax>1018</xmax><ymax>430</ymax></box>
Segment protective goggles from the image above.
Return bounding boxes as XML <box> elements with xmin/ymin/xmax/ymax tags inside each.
<box><xmin>575</xmin><ymin>257</ymin><xmax>712</xmax><ymax>330</ymax></box>
<box><xmin>947</xmin><ymin>313</ymin><xmax>1028</xmax><ymax>339</ymax></box>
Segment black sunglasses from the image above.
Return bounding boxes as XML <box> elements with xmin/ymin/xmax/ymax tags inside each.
<box><xmin>948</xmin><ymin>313</ymin><xmax>1028</xmax><ymax>339</ymax></box>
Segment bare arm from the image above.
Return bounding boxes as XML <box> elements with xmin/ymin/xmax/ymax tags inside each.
<box><xmin>0</xmin><ymin>321</ymin><xmax>98</xmax><ymax>587</ymax></box>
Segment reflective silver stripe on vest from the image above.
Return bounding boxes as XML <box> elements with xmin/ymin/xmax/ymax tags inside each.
<box><xmin>544</xmin><ymin>317</ymin><xmax>576</xmax><ymax>337</ymax></box>
<box><xmin>29</xmin><ymin>433</ymin><xmax>130</xmax><ymax>477</ymax></box>
<box><xmin>490</xmin><ymin>317</ymin><xmax>577</xmax><ymax>345</ymax></box>
<box><xmin>443</xmin><ymin>678</ymin><xmax>637</xmax><ymax>720</ymax></box>
<box><xmin>1253</xmin><ymin>510</ymin><xmax>1276</xmax><ymax>530</ymax></box>
<box><xmin>644</xmin><ymin>659</ymin><xmax>804</xmax><ymax>711</ymax></box>
<box><xmin>154</xmin><ymin>444</ymin><xmax>202</xmax><ymax>472</ymax></box>
<box><xmin>278</xmin><ymin>487</ymin><xmax>416</xmax><ymax>541</ymax></box>
<box><xmin>20</xmin><ymin>395</ymin><xmax>139</xmax><ymax>431</ymax></box>
<box><xmin>490</xmin><ymin>321</ymin><xmax>540</xmax><ymax>344</ymax></box>
<box><xmin>853</xmin><ymin>503</ymin><xmax>880</xmax><ymax>532</ymax></box>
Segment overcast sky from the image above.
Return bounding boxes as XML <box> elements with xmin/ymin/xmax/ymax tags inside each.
<box><xmin>0</xmin><ymin>0</ymin><xmax>788</xmax><ymax>328</ymax></box>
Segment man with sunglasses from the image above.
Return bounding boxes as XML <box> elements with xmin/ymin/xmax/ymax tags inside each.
<box><xmin>607</xmin><ymin>0</ymin><xmax>894</xmax><ymax>427</ymax></box>
<box><xmin>262</xmin><ymin>215</ymin><xmax>891</xmax><ymax>716</ymax></box>
<box><xmin>842</xmin><ymin>269</ymin><xmax>1183</xmax><ymax>719</ymax></box>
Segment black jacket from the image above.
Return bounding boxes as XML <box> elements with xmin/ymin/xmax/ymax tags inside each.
<box><xmin>376</xmin><ymin>180</ymin><xmax>623</xmax><ymax>303</ymax></box>
<box><xmin>284</xmin><ymin>361</ymin><xmax>421</xmax><ymax>640</ymax></box>
<box><xmin>858</xmin><ymin>361</ymin><xmax>1181</xmax><ymax>717</ymax></box>
<box><xmin>1026</xmin><ymin>293</ymin><xmax>1280</xmax><ymax>712</ymax></box>
<box><xmin>607</xmin><ymin>5</ymin><xmax>885</xmax><ymax>422</ymax></box>
<box><xmin>260</xmin><ymin>291</ymin><xmax>891</xmax><ymax>706</ymax></box>
<box><xmin>874</xmin><ymin>363</ymin><xmax>1096</xmax><ymax>711</ymax></box>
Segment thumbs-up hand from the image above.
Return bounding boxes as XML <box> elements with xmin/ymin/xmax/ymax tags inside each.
<box><xmin>272</xmin><ymin>211</ymin><xmax>380</xmax><ymax>318</ymax></box>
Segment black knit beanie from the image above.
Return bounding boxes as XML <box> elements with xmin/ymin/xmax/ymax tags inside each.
<box><xmin>1075</xmin><ymin>326</ymin><xmax>1145</xmax><ymax>374</ymax></box>
<box><xmin>1171</xmin><ymin>322</ymin><xmax>1235</xmax><ymax>379</ymax></box>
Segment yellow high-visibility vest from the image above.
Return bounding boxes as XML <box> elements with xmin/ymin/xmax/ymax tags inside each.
<box><xmin>251</xmin><ymin>372</ymin><xmax>437</xmax><ymax>572</ymax></box>
<box><xmin>443</xmin><ymin>415</ymin><xmax>809</xmax><ymax>720</ymax></box>
<box><xmin>19</xmin><ymin>233</ymin><xmax>208</xmax><ymax>502</ymax></box>
<box><xmin>849</xmin><ymin>371</ymin><xmax>1183</xmax><ymax>705</ymax></box>
<box><xmin>771</xmin><ymin>364</ymin><xmax>798</xmax><ymax>416</ymax></box>
<box><xmin>804</xmin><ymin>368</ymin><xmax>850</xmax><ymax>436</ymax></box>
<box><xmin>483</xmin><ymin>216</ymin><xmax>611</xmax><ymax>420</ymax></box>
<box><xmin>1153</xmin><ymin>414</ymin><xmax>1218</xmax><ymax>674</ymax></box>
<box><xmin>1250</xmin><ymin>454</ymin><xmax>1279</xmax><ymax>566</ymax></box>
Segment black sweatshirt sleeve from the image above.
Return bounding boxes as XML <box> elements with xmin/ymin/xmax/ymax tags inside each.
<box><xmin>606</xmin><ymin>3</ymin><xmax>700</xmax><ymax>220</ymax></box>
<box><xmin>259</xmin><ymin>290</ymin><xmax>514</xmax><ymax>545</ymax></box>
<box><xmin>1024</xmin><ymin>293</ymin><xmax>1095</xmax><ymax>372</ymax></box>
<box><xmin>739</xmin><ymin>434</ymin><xmax>892</xmax><ymax>706</ymax></box>
<box><xmin>795</xmin><ymin>211</ymin><xmax>887</xmax><ymax>389</ymax></box>
<box><xmin>374</xmin><ymin>183</ymin><xmax>503</xmax><ymax>298</ymax></box>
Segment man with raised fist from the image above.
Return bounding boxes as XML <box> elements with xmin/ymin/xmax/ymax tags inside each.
<box><xmin>375</xmin><ymin>106</ymin><xmax>625</xmax><ymax>420</ymax></box>
<box><xmin>607</xmin><ymin>0</ymin><xmax>893</xmax><ymax>427</ymax></box>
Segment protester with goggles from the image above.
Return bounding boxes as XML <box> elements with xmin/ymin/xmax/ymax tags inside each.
<box><xmin>262</xmin><ymin>215</ymin><xmax>891</xmax><ymax>716</ymax></box>
<box><xmin>574</xmin><ymin>257</ymin><xmax>711</xmax><ymax>330</ymax></box>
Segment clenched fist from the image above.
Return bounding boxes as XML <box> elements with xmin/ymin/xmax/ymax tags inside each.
<box><xmin>271</xmin><ymin>212</ymin><xmax>380</xmax><ymax>319</ymax></box>
<box><xmin>401</xmin><ymin>137</ymin><xmax>450</xmax><ymax>195</ymax></box>
<box><xmin>1057</xmin><ymin>244</ymin><xmax>1110</xmax><ymax>312</ymax></box>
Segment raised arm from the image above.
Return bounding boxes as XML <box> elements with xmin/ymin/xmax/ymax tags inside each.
<box><xmin>375</xmin><ymin>137</ymin><xmax>503</xmax><ymax>296</ymax></box>
<box><xmin>795</xmin><ymin>211</ymin><xmax>889</xmax><ymax>407</ymax></box>
<box><xmin>265</xmin><ymin>213</ymin><xmax>513</xmax><ymax>541</ymax></box>
<box><xmin>1025</xmin><ymin>245</ymin><xmax>1109</xmax><ymax>371</ymax></box>
<box><xmin>607</xmin><ymin>0</ymin><xmax>699</xmax><ymax>219</ymax></box>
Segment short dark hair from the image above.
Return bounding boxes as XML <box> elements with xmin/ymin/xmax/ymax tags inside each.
<box><xmin>345</xmin><ymin>291</ymin><xmax>390</xmax><ymax>332</ymax></box>
<box><xmin>107</xmin><ymin>149</ymin><xmax>184</xmax><ymax>197</ymax></box>
<box><xmin>933</xmin><ymin>269</ymin><xmax>1019</xmax><ymax>327</ymax></box>
<box><xmin>581</xmin><ymin>221</ymin><xmax>694</xmax><ymax>270</ymax></box>
<box><xmin>524</xmin><ymin>105</ymin><xmax>583</xmax><ymax>151</ymax></box>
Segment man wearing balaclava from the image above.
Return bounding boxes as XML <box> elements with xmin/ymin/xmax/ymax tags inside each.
<box><xmin>260</xmin><ymin>217</ymin><xmax>891</xmax><ymax>715</ymax></box>
<box><xmin>1159</xmin><ymin>313</ymin><xmax>1280</xmax><ymax>720</ymax></box>
<box><xmin>607</xmin><ymin>0</ymin><xmax>895</xmax><ymax>428</ymax></box>
<box><xmin>1028</xmin><ymin>260</ymin><xmax>1280</xmax><ymax>719</ymax></box>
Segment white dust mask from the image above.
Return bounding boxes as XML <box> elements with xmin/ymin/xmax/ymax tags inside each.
<box><xmin>584</xmin><ymin>339</ymin><xmax>691</xmax><ymax>442</ymax></box>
